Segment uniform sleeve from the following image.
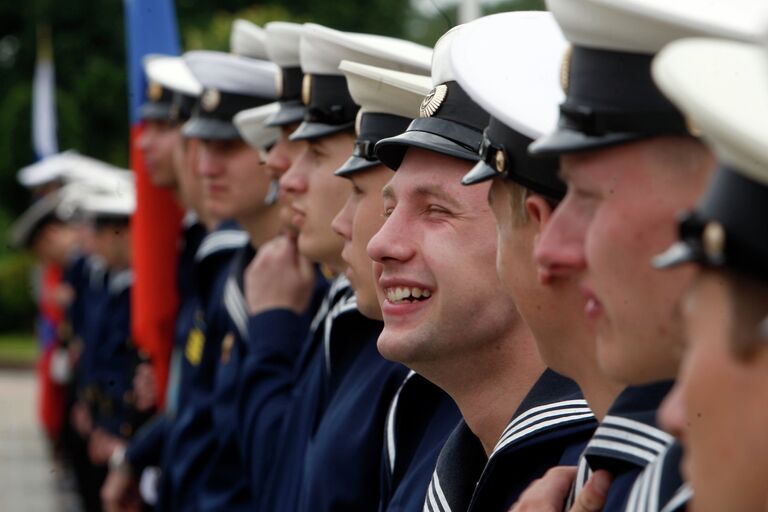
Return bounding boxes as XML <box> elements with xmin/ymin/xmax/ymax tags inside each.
<box><xmin>126</xmin><ymin>415</ymin><xmax>167</xmax><ymax>472</ymax></box>
<box><xmin>236</xmin><ymin>308</ymin><xmax>310</xmax><ymax>488</ymax></box>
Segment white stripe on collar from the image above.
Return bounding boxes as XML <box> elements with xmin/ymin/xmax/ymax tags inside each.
<box><xmin>109</xmin><ymin>269</ymin><xmax>134</xmax><ymax>295</ymax></box>
<box><xmin>659</xmin><ymin>484</ymin><xmax>692</xmax><ymax>512</ymax></box>
<box><xmin>386</xmin><ymin>371</ymin><xmax>417</xmax><ymax>475</ymax></box>
<box><xmin>491</xmin><ymin>399</ymin><xmax>594</xmax><ymax>458</ymax></box>
<box><xmin>600</xmin><ymin>415</ymin><xmax>675</xmax><ymax>446</ymax></box>
<box><xmin>224</xmin><ymin>275</ymin><xmax>249</xmax><ymax>340</ymax></box>
<box><xmin>424</xmin><ymin>470</ymin><xmax>452</xmax><ymax>512</ymax></box>
<box><xmin>194</xmin><ymin>230</ymin><xmax>248</xmax><ymax>262</ymax></box>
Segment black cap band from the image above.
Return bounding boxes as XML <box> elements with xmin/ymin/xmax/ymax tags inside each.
<box><xmin>304</xmin><ymin>74</ymin><xmax>359</xmax><ymax>127</ymax></box>
<box><xmin>562</xmin><ymin>46</ymin><xmax>687</xmax><ymax>137</ymax></box>
<box><xmin>688</xmin><ymin>165</ymin><xmax>768</xmax><ymax>281</ymax></box>
<box><xmin>280</xmin><ymin>66</ymin><xmax>303</xmax><ymax>101</ymax></box>
<box><xmin>479</xmin><ymin>117</ymin><xmax>564</xmax><ymax>199</ymax></box>
<box><xmin>194</xmin><ymin>89</ymin><xmax>273</xmax><ymax>124</ymax></box>
<box><xmin>354</xmin><ymin>113</ymin><xmax>412</xmax><ymax>161</ymax></box>
<box><xmin>170</xmin><ymin>91</ymin><xmax>197</xmax><ymax>123</ymax></box>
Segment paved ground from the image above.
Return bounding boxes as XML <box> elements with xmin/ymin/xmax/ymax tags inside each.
<box><xmin>0</xmin><ymin>369</ymin><xmax>81</xmax><ymax>511</ymax></box>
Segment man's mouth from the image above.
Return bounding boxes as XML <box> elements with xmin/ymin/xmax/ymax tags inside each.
<box><xmin>384</xmin><ymin>286</ymin><xmax>432</xmax><ymax>305</ymax></box>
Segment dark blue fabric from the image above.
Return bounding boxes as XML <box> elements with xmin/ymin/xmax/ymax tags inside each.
<box><xmin>379</xmin><ymin>374</ymin><xmax>461</xmax><ymax>512</ymax></box>
<box><xmin>297</xmin><ymin>318</ymin><xmax>408</xmax><ymax>512</ymax></box>
<box><xmin>578</xmin><ymin>381</ymin><xmax>676</xmax><ymax>512</ymax></box>
<box><xmin>125</xmin><ymin>220</ymin><xmax>207</xmax><ymax>472</ymax></box>
<box><xmin>79</xmin><ymin>269</ymin><xmax>139</xmax><ymax>438</ymax></box>
<box><xmin>424</xmin><ymin>370</ymin><xmax>597</xmax><ymax>512</ymax></box>
<box><xmin>197</xmin><ymin>245</ymin><xmax>255</xmax><ymax>510</ymax></box>
<box><xmin>245</xmin><ymin>277</ymin><xmax>352</xmax><ymax>511</ymax></box>
<box><xmin>156</xmin><ymin>221</ymin><xmax>245</xmax><ymax>512</ymax></box>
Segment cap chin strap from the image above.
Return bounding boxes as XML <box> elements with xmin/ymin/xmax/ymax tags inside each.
<box><xmin>264</xmin><ymin>178</ymin><xmax>280</xmax><ymax>206</ymax></box>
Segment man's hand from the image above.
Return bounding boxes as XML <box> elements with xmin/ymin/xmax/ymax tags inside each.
<box><xmin>71</xmin><ymin>400</ymin><xmax>93</xmax><ymax>438</ymax></box>
<box><xmin>510</xmin><ymin>466</ymin><xmax>577</xmax><ymax>512</ymax></box>
<box><xmin>570</xmin><ymin>470</ymin><xmax>611</xmax><ymax>512</ymax></box>
<box><xmin>132</xmin><ymin>362</ymin><xmax>157</xmax><ymax>412</ymax></box>
<box><xmin>102</xmin><ymin>468</ymin><xmax>141</xmax><ymax>512</ymax></box>
<box><xmin>88</xmin><ymin>430</ymin><xmax>125</xmax><ymax>466</ymax></box>
<box><xmin>509</xmin><ymin>467</ymin><xmax>611</xmax><ymax>512</ymax></box>
<box><xmin>245</xmin><ymin>235</ymin><xmax>316</xmax><ymax>315</ymax></box>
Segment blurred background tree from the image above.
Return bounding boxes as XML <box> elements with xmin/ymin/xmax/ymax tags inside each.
<box><xmin>0</xmin><ymin>0</ymin><xmax>544</xmax><ymax>333</ymax></box>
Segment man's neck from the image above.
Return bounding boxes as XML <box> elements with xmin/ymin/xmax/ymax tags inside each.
<box><xmin>238</xmin><ymin>207</ymin><xmax>282</xmax><ymax>248</ymax></box>
<box><xmin>571</xmin><ymin>361</ymin><xmax>624</xmax><ymax>421</ymax></box>
<box><xmin>421</xmin><ymin>323</ymin><xmax>545</xmax><ymax>456</ymax></box>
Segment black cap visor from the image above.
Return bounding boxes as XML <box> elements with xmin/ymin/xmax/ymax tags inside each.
<box><xmin>462</xmin><ymin>160</ymin><xmax>497</xmax><ymax>186</ymax></box>
<box><xmin>335</xmin><ymin>155</ymin><xmax>380</xmax><ymax>177</ymax></box>
<box><xmin>182</xmin><ymin>116</ymin><xmax>241</xmax><ymax>141</ymax></box>
<box><xmin>289</xmin><ymin>120</ymin><xmax>355</xmax><ymax>142</ymax></box>
<box><xmin>140</xmin><ymin>102</ymin><xmax>174</xmax><ymax>122</ymax></box>
<box><xmin>266</xmin><ymin>100</ymin><xmax>306</xmax><ymax>128</ymax></box>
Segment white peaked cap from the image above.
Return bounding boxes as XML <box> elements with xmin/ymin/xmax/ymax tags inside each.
<box><xmin>57</xmin><ymin>170</ymin><xmax>135</xmax><ymax>220</ymax></box>
<box><xmin>430</xmin><ymin>24</ymin><xmax>464</xmax><ymax>85</ymax></box>
<box><xmin>9</xmin><ymin>193</ymin><xmax>62</xmax><ymax>248</ymax></box>
<box><xmin>299</xmin><ymin>23</ymin><xmax>433</xmax><ymax>76</ymax></box>
<box><xmin>265</xmin><ymin>21</ymin><xmax>303</xmax><ymax>67</ymax></box>
<box><xmin>233</xmin><ymin>103</ymin><xmax>281</xmax><ymax>150</ymax></box>
<box><xmin>184</xmin><ymin>50</ymin><xmax>278</xmax><ymax>97</ymax></box>
<box><xmin>18</xmin><ymin>151</ymin><xmax>82</xmax><ymax>188</ymax></box>
<box><xmin>230</xmin><ymin>19</ymin><xmax>269</xmax><ymax>60</ymax></box>
<box><xmin>339</xmin><ymin>61</ymin><xmax>432</xmax><ymax>119</ymax></box>
<box><xmin>547</xmin><ymin>0</ymin><xmax>768</xmax><ymax>55</ymax></box>
<box><xmin>451</xmin><ymin>11</ymin><xmax>567</xmax><ymax>140</ymax></box>
<box><xmin>18</xmin><ymin>151</ymin><xmax>127</xmax><ymax>188</ymax></box>
<box><xmin>653</xmin><ymin>37</ymin><xmax>768</xmax><ymax>183</ymax></box>
<box><xmin>145</xmin><ymin>55</ymin><xmax>202</xmax><ymax>97</ymax></box>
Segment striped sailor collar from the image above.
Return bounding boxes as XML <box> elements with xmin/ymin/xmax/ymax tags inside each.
<box><xmin>424</xmin><ymin>370</ymin><xmax>595</xmax><ymax>512</ymax></box>
<box><xmin>625</xmin><ymin>441</ymin><xmax>690</xmax><ymax>512</ymax></box>
<box><xmin>584</xmin><ymin>381</ymin><xmax>676</xmax><ymax>473</ymax></box>
<box><xmin>194</xmin><ymin>220</ymin><xmax>248</xmax><ymax>263</ymax></box>
<box><xmin>223</xmin><ymin>244</ymin><xmax>257</xmax><ymax>341</ymax></box>
<box><xmin>108</xmin><ymin>269</ymin><xmax>134</xmax><ymax>295</ymax></box>
<box><xmin>490</xmin><ymin>369</ymin><xmax>595</xmax><ymax>459</ymax></box>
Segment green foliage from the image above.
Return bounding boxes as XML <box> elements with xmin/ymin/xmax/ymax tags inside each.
<box><xmin>0</xmin><ymin>252</ymin><xmax>36</xmax><ymax>332</ymax></box>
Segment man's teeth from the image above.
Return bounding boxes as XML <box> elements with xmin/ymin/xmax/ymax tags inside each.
<box><xmin>386</xmin><ymin>286</ymin><xmax>431</xmax><ymax>303</ymax></box>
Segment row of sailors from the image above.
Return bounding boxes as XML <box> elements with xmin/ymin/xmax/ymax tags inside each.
<box><xmin>13</xmin><ymin>0</ymin><xmax>768</xmax><ymax>511</ymax></box>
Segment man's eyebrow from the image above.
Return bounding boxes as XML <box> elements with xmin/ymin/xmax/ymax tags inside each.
<box><xmin>381</xmin><ymin>184</ymin><xmax>395</xmax><ymax>200</ymax></box>
<box><xmin>412</xmin><ymin>184</ymin><xmax>462</xmax><ymax>210</ymax></box>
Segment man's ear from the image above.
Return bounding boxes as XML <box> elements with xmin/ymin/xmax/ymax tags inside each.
<box><xmin>525</xmin><ymin>195</ymin><xmax>554</xmax><ymax>232</ymax></box>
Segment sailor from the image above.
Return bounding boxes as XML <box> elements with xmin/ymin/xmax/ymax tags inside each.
<box><xmin>329</xmin><ymin>59</ymin><xmax>463</xmax><ymax>511</ymax></box>
<box><xmin>186</xmin><ymin>27</ymin><xmax>284</xmax><ymax>509</ymax></box>
<box><xmin>511</xmin><ymin>0</ymin><xmax>764</xmax><ymax>510</ymax></box>
<box><xmin>238</xmin><ymin>22</ymin><xmax>431</xmax><ymax>511</ymax></box>
<box><xmin>102</xmin><ymin>53</ymin><xmax>207</xmax><ymax>511</ymax></box>
<box><xmin>652</xmin><ymin>31</ymin><xmax>768</xmax><ymax>512</ymax></box>
<box><xmin>149</xmin><ymin>34</ymin><xmax>280</xmax><ymax>509</ymax></box>
<box><xmin>368</xmin><ymin>22</ymin><xmax>594</xmax><ymax>512</ymax></box>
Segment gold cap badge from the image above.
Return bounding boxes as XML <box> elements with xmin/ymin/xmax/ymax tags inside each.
<box><xmin>148</xmin><ymin>81</ymin><xmax>163</xmax><ymax>102</ymax></box>
<box><xmin>419</xmin><ymin>84</ymin><xmax>448</xmax><ymax>118</ymax></box>
<box><xmin>703</xmin><ymin>221</ymin><xmax>726</xmax><ymax>260</ymax></box>
<box><xmin>202</xmin><ymin>89</ymin><xmax>221</xmax><ymax>112</ymax></box>
<box><xmin>302</xmin><ymin>74</ymin><xmax>313</xmax><ymax>106</ymax></box>
<box><xmin>560</xmin><ymin>46</ymin><xmax>573</xmax><ymax>93</ymax></box>
<box><xmin>495</xmin><ymin>148</ymin><xmax>507</xmax><ymax>174</ymax></box>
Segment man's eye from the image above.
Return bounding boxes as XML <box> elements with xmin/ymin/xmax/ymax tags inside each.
<box><xmin>382</xmin><ymin>206</ymin><xmax>394</xmax><ymax>218</ymax></box>
<box><xmin>426</xmin><ymin>205</ymin><xmax>450</xmax><ymax>215</ymax></box>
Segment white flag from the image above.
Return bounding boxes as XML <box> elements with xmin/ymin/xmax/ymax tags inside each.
<box><xmin>32</xmin><ymin>25</ymin><xmax>58</xmax><ymax>159</ymax></box>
